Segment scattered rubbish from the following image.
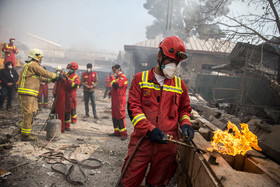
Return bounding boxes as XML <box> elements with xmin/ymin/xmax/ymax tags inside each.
<box><xmin>208</xmin><ymin>154</ymin><xmax>219</xmax><ymax>165</ymax></box>
<box><xmin>47</xmin><ymin>172</ymin><xmax>54</xmax><ymax>176</ymax></box>
<box><xmin>0</xmin><ymin>162</ymin><xmax>29</xmax><ymax>178</ymax></box>
<box><xmin>90</xmin><ymin>170</ymin><xmax>101</xmax><ymax>175</ymax></box>
<box><xmin>0</xmin><ymin>169</ymin><xmax>11</xmax><ymax>178</ymax></box>
<box><xmin>91</xmin><ymin>127</ymin><xmax>99</xmax><ymax>130</ymax></box>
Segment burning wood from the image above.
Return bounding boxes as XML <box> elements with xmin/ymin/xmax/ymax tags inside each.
<box><xmin>207</xmin><ymin>121</ymin><xmax>262</xmax><ymax>156</ymax></box>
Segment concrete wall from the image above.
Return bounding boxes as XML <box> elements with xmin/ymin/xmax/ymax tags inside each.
<box><xmin>180</xmin><ymin>52</ymin><xmax>231</xmax><ymax>89</ymax></box>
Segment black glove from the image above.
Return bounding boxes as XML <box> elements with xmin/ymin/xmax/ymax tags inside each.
<box><xmin>148</xmin><ymin>128</ymin><xmax>167</xmax><ymax>144</ymax></box>
<box><xmin>57</xmin><ymin>73</ymin><xmax>63</xmax><ymax>81</ymax></box>
<box><xmin>61</xmin><ymin>73</ymin><xmax>68</xmax><ymax>80</ymax></box>
<box><xmin>181</xmin><ymin>124</ymin><xmax>194</xmax><ymax>142</ymax></box>
<box><xmin>73</xmin><ymin>83</ymin><xmax>79</xmax><ymax>88</ymax></box>
<box><xmin>112</xmin><ymin>82</ymin><xmax>119</xmax><ymax>89</ymax></box>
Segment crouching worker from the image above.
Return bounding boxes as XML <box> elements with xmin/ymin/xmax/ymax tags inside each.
<box><xmin>18</xmin><ymin>48</ymin><xmax>62</xmax><ymax>141</ymax></box>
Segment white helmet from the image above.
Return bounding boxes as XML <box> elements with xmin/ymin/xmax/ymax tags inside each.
<box><xmin>26</xmin><ymin>48</ymin><xmax>43</xmax><ymax>62</ymax></box>
<box><xmin>56</xmin><ymin>66</ymin><xmax>62</xmax><ymax>71</ymax></box>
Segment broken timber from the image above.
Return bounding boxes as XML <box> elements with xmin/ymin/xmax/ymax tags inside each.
<box><xmin>176</xmin><ymin>110</ymin><xmax>280</xmax><ymax>186</ymax></box>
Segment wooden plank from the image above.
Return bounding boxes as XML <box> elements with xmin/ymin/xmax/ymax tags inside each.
<box><xmin>192</xmin><ymin>133</ymin><xmax>279</xmax><ymax>186</ymax></box>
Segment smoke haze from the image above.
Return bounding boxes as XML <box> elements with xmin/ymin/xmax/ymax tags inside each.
<box><xmin>0</xmin><ymin>0</ymin><xmax>154</xmax><ymax>52</ymax></box>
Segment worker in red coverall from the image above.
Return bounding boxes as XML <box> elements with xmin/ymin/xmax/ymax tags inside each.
<box><xmin>103</xmin><ymin>73</ymin><xmax>112</xmax><ymax>99</ymax></box>
<box><xmin>2</xmin><ymin>38</ymin><xmax>18</xmax><ymax>67</ymax></box>
<box><xmin>81</xmin><ymin>63</ymin><xmax>99</xmax><ymax>119</ymax></box>
<box><xmin>38</xmin><ymin>67</ymin><xmax>49</xmax><ymax>109</ymax></box>
<box><xmin>108</xmin><ymin>64</ymin><xmax>128</xmax><ymax>140</ymax></box>
<box><xmin>63</xmin><ymin>62</ymin><xmax>81</xmax><ymax>131</ymax></box>
<box><xmin>52</xmin><ymin>66</ymin><xmax>66</xmax><ymax>132</ymax></box>
<box><xmin>120</xmin><ymin>36</ymin><xmax>194</xmax><ymax>187</ymax></box>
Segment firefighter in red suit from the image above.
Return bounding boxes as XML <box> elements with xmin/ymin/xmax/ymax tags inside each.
<box><xmin>121</xmin><ymin>36</ymin><xmax>194</xmax><ymax>187</ymax></box>
<box><xmin>64</xmin><ymin>62</ymin><xmax>81</xmax><ymax>131</ymax></box>
<box><xmin>103</xmin><ymin>73</ymin><xmax>112</xmax><ymax>99</ymax></box>
<box><xmin>38</xmin><ymin>67</ymin><xmax>49</xmax><ymax>109</ymax></box>
<box><xmin>109</xmin><ymin>64</ymin><xmax>128</xmax><ymax>140</ymax></box>
<box><xmin>2</xmin><ymin>38</ymin><xmax>18</xmax><ymax>67</ymax></box>
<box><xmin>81</xmin><ymin>63</ymin><xmax>99</xmax><ymax>119</ymax></box>
<box><xmin>52</xmin><ymin>66</ymin><xmax>66</xmax><ymax>133</ymax></box>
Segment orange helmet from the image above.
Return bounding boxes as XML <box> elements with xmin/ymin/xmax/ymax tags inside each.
<box><xmin>159</xmin><ymin>36</ymin><xmax>187</xmax><ymax>61</ymax></box>
<box><xmin>67</xmin><ymin>62</ymin><xmax>78</xmax><ymax>70</ymax></box>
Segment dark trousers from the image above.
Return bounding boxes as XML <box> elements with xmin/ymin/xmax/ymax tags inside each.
<box><xmin>84</xmin><ymin>91</ymin><xmax>97</xmax><ymax>117</ymax></box>
<box><xmin>103</xmin><ymin>87</ymin><xmax>112</xmax><ymax>98</ymax></box>
<box><xmin>0</xmin><ymin>86</ymin><xmax>15</xmax><ymax>109</ymax></box>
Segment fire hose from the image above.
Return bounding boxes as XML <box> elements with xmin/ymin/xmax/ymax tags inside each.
<box><xmin>40</xmin><ymin>150</ymin><xmax>103</xmax><ymax>186</ymax></box>
<box><xmin>115</xmin><ymin>136</ymin><xmax>146</xmax><ymax>187</ymax></box>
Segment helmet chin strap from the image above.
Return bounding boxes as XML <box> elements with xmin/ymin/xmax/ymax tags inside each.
<box><xmin>158</xmin><ymin>50</ymin><xmax>167</xmax><ymax>75</ymax></box>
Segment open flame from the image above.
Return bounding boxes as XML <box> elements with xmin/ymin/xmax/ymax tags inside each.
<box><xmin>207</xmin><ymin>121</ymin><xmax>262</xmax><ymax>156</ymax></box>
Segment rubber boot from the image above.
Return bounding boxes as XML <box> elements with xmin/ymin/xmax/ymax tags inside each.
<box><xmin>21</xmin><ymin>134</ymin><xmax>37</xmax><ymax>141</ymax></box>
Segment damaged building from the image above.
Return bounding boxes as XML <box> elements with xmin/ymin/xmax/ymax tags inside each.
<box><xmin>195</xmin><ymin>41</ymin><xmax>280</xmax><ymax>121</ymax></box>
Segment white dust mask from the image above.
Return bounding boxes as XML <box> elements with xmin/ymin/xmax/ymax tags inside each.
<box><xmin>8</xmin><ymin>65</ymin><xmax>13</xmax><ymax>69</ymax></box>
<box><xmin>87</xmin><ymin>68</ymin><xmax>92</xmax><ymax>73</ymax></box>
<box><xmin>162</xmin><ymin>63</ymin><xmax>177</xmax><ymax>79</ymax></box>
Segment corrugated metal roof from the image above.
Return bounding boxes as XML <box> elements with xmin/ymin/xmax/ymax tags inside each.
<box><xmin>134</xmin><ymin>35</ymin><xmax>235</xmax><ymax>53</ymax></box>
<box><xmin>229</xmin><ymin>42</ymin><xmax>280</xmax><ymax>69</ymax></box>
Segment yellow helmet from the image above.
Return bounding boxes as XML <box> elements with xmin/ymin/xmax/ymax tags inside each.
<box><xmin>26</xmin><ymin>48</ymin><xmax>44</xmax><ymax>62</ymax></box>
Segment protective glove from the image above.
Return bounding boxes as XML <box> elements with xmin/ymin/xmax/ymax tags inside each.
<box><xmin>57</xmin><ymin>73</ymin><xmax>63</xmax><ymax>81</ymax></box>
<box><xmin>112</xmin><ymin>82</ymin><xmax>119</xmax><ymax>89</ymax></box>
<box><xmin>62</xmin><ymin>73</ymin><xmax>68</xmax><ymax>80</ymax></box>
<box><xmin>73</xmin><ymin>83</ymin><xmax>79</xmax><ymax>88</ymax></box>
<box><xmin>181</xmin><ymin>124</ymin><xmax>195</xmax><ymax>142</ymax></box>
<box><xmin>148</xmin><ymin>128</ymin><xmax>168</xmax><ymax>144</ymax></box>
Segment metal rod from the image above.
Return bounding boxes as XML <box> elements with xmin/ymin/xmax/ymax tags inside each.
<box><xmin>163</xmin><ymin>137</ymin><xmax>208</xmax><ymax>154</ymax></box>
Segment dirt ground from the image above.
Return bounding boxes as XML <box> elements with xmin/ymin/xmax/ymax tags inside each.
<box><xmin>0</xmin><ymin>88</ymin><xmax>177</xmax><ymax>187</ymax></box>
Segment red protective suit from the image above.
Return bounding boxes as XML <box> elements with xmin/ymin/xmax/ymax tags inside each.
<box><xmin>64</xmin><ymin>72</ymin><xmax>81</xmax><ymax>128</ymax></box>
<box><xmin>110</xmin><ymin>72</ymin><xmax>128</xmax><ymax>137</ymax></box>
<box><xmin>2</xmin><ymin>43</ymin><xmax>18</xmax><ymax>67</ymax></box>
<box><xmin>81</xmin><ymin>71</ymin><xmax>97</xmax><ymax>91</ymax></box>
<box><xmin>122</xmin><ymin>68</ymin><xmax>192</xmax><ymax>187</ymax></box>
<box><xmin>105</xmin><ymin>75</ymin><xmax>112</xmax><ymax>88</ymax></box>
<box><xmin>38</xmin><ymin>83</ymin><xmax>48</xmax><ymax>108</ymax></box>
<box><xmin>53</xmin><ymin>81</ymin><xmax>66</xmax><ymax>133</ymax></box>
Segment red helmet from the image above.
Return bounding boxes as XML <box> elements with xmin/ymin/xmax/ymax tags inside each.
<box><xmin>9</xmin><ymin>38</ymin><xmax>15</xmax><ymax>41</ymax></box>
<box><xmin>67</xmin><ymin>62</ymin><xmax>78</xmax><ymax>70</ymax></box>
<box><xmin>159</xmin><ymin>36</ymin><xmax>187</xmax><ymax>61</ymax></box>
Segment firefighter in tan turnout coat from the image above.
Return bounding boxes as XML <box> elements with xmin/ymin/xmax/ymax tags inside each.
<box><xmin>18</xmin><ymin>48</ymin><xmax>61</xmax><ymax>141</ymax></box>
